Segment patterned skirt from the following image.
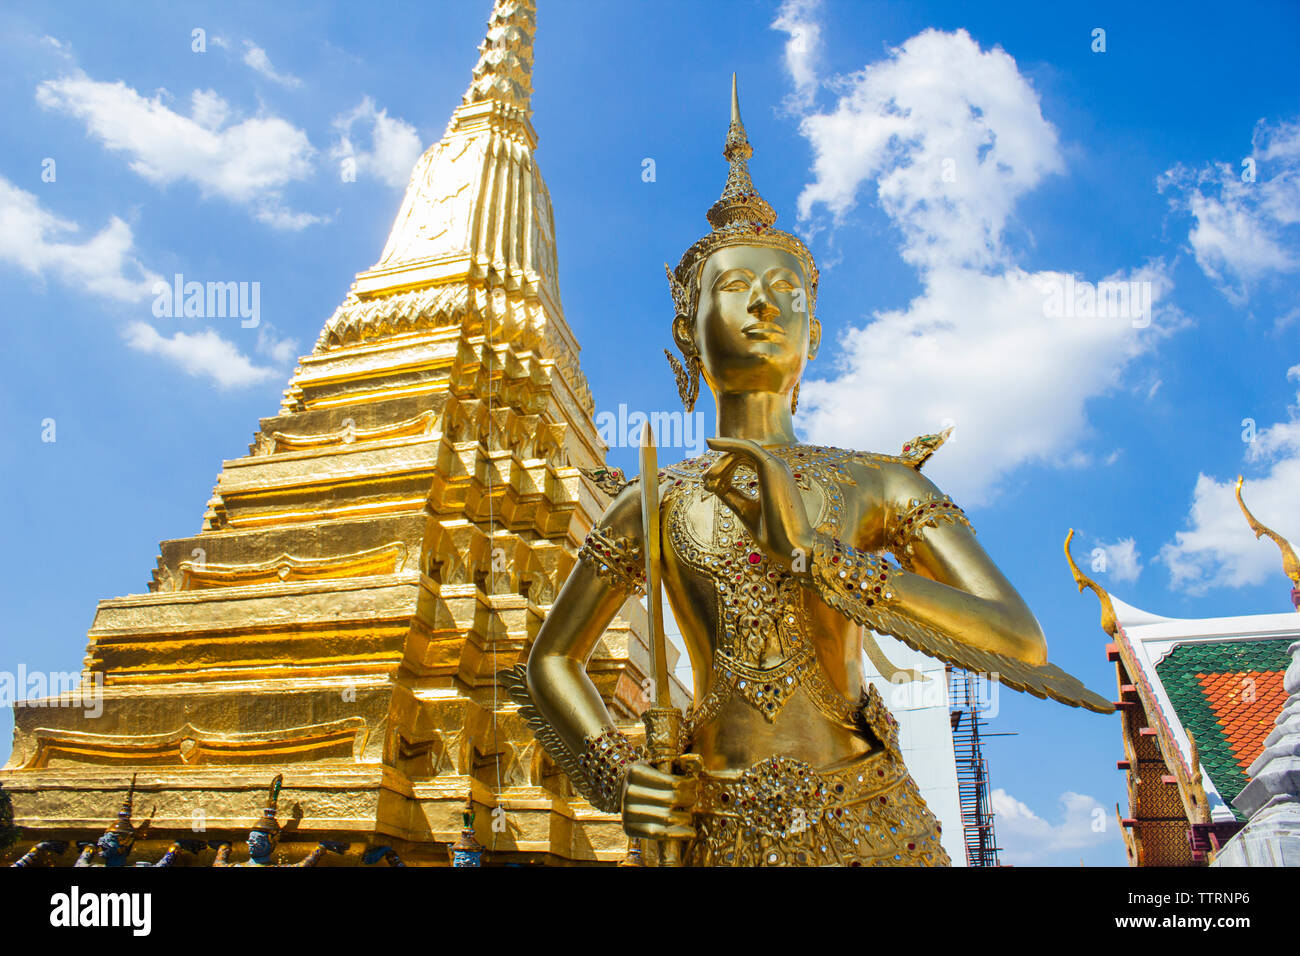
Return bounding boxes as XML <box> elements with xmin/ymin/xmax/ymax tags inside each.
<box><xmin>682</xmin><ymin>746</ymin><xmax>950</xmax><ymax>867</ymax></box>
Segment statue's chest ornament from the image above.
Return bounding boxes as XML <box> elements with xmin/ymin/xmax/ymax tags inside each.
<box><xmin>663</xmin><ymin>446</ymin><xmax>872</xmax><ymax>731</ymax></box>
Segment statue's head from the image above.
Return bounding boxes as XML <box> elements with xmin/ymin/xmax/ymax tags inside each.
<box><xmin>247</xmin><ymin>829</ymin><xmax>274</xmax><ymax>860</ymax></box>
<box><xmin>666</xmin><ymin>76</ymin><xmax>820</xmax><ymax>413</ymax></box>
<box><xmin>97</xmin><ymin>830</ymin><xmax>129</xmax><ymax>862</ymax></box>
<box><xmin>98</xmin><ymin>774</ymin><xmax>139</xmax><ymax>863</ymax></box>
<box><xmin>247</xmin><ymin>773</ymin><xmax>283</xmax><ymax>861</ymax></box>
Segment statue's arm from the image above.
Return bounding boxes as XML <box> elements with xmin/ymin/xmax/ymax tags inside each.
<box><xmin>10</xmin><ymin>840</ymin><xmax>67</xmax><ymax>867</ymax></box>
<box><xmin>702</xmin><ymin>438</ymin><xmax>1108</xmax><ymax>711</ymax></box>
<box><xmin>151</xmin><ymin>842</ymin><xmax>183</xmax><ymax>867</ymax></box>
<box><xmin>865</xmin><ymin>464</ymin><xmax>1047</xmax><ymax>664</ymax></box>
<box><xmin>289</xmin><ymin>841</ymin><xmax>345</xmax><ymax>867</ymax></box>
<box><xmin>810</xmin><ymin>461</ymin><xmax>1108</xmax><ymax>711</ymax></box>
<box><xmin>522</xmin><ymin>482</ymin><xmax>648</xmax><ymax>811</ymax></box>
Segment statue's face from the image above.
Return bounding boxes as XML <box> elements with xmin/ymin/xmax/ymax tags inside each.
<box><xmin>688</xmin><ymin>245</ymin><xmax>813</xmax><ymax>397</ymax></box>
<box><xmin>248</xmin><ymin>831</ymin><xmax>273</xmax><ymax>859</ymax></box>
<box><xmin>98</xmin><ymin>832</ymin><xmax>126</xmax><ymax>861</ymax></box>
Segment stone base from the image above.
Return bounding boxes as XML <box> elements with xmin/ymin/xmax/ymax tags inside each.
<box><xmin>1210</xmin><ymin>805</ymin><xmax>1300</xmax><ymax>866</ymax></box>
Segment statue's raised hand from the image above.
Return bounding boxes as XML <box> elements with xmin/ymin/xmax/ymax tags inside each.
<box><xmin>703</xmin><ymin>437</ymin><xmax>815</xmax><ymax>570</ymax></box>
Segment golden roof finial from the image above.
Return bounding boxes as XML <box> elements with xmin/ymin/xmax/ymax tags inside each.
<box><xmin>1064</xmin><ymin>529</ymin><xmax>1118</xmax><ymax>637</ymax></box>
<box><xmin>462</xmin><ymin>0</ymin><xmax>535</xmax><ymax>115</ymax></box>
<box><xmin>1235</xmin><ymin>476</ymin><xmax>1300</xmax><ymax>603</ymax></box>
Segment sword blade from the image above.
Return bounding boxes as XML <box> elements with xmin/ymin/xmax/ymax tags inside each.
<box><xmin>638</xmin><ymin>423</ymin><xmax>670</xmax><ymax>708</ymax></box>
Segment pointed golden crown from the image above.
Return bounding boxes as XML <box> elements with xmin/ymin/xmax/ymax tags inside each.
<box><xmin>666</xmin><ymin>75</ymin><xmax>819</xmax><ymax>319</ymax></box>
<box><xmin>251</xmin><ymin>773</ymin><xmax>284</xmax><ymax>836</ymax></box>
<box><xmin>108</xmin><ymin>773</ymin><xmax>139</xmax><ymax>838</ymax></box>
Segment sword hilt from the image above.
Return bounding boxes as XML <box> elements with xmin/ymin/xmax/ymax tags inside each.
<box><xmin>642</xmin><ymin>706</ymin><xmax>699</xmax><ymax>867</ymax></box>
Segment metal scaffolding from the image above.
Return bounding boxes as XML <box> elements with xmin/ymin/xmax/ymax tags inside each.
<box><xmin>948</xmin><ymin>666</ymin><xmax>1005</xmax><ymax>866</ymax></box>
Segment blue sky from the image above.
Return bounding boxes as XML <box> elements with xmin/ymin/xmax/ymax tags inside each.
<box><xmin>1</xmin><ymin>0</ymin><xmax>1298</xmax><ymax>866</ymax></box>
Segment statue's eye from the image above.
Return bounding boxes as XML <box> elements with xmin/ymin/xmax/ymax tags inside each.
<box><xmin>770</xmin><ymin>279</ymin><xmax>796</xmax><ymax>293</ymax></box>
<box><xmin>720</xmin><ymin>278</ymin><xmax>750</xmax><ymax>292</ymax></box>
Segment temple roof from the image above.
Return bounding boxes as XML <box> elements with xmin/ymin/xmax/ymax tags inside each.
<box><xmin>1155</xmin><ymin>640</ymin><xmax>1291</xmax><ymax>819</ymax></box>
<box><xmin>1110</xmin><ymin>596</ymin><xmax>1300</xmax><ymax>822</ymax></box>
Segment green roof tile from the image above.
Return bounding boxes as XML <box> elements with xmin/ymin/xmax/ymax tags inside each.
<box><xmin>1155</xmin><ymin>638</ymin><xmax>1292</xmax><ymax>822</ymax></box>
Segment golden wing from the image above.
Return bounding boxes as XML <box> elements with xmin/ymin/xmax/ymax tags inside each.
<box><xmin>819</xmin><ymin>589</ymin><xmax>1114</xmax><ymax>713</ymax></box>
<box><xmin>500</xmin><ymin>664</ymin><xmax>607</xmax><ymax>805</ymax></box>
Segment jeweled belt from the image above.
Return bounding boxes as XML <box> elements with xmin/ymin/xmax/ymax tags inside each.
<box><xmin>692</xmin><ymin>749</ymin><xmax>910</xmax><ymax>840</ymax></box>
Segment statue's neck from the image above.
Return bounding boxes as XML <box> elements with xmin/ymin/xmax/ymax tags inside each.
<box><xmin>715</xmin><ymin>390</ymin><xmax>797</xmax><ymax>447</ymax></box>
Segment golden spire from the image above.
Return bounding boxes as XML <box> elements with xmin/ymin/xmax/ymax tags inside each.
<box><xmin>462</xmin><ymin>0</ymin><xmax>535</xmax><ymax>115</ymax></box>
<box><xmin>1235</xmin><ymin>476</ymin><xmax>1300</xmax><ymax>605</ymax></box>
<box><xmin>1064</xmin><ymin>529</ymin><xmax>1119</xmax><ymax>637</ymax></box>
<box><xmin>331</xmin><ymin>0</ymin><xmax>576</xmax><ymax>362</ymax></box>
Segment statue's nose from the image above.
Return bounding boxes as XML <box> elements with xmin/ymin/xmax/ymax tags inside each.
<box><xmin>747</xmin><ymin>291</ymin><xmax>779</xmax><ymax>320</ymax></box>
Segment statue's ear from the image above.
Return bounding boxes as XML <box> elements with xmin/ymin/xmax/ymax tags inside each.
<box><xmin>808</xmin><ymin>316</ymin><xmax>822</xmax><ymax>361</ymax></box>
<box><xmin>671</xmin><ymin>313</ymin><xmax>695</xmax><ymax>354</ymax></box>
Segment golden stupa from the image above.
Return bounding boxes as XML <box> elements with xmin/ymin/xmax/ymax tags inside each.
<box><xmin>0</xmin><ymin>0</ymin><xmax>685</xmax><ymax>865</ymax></box>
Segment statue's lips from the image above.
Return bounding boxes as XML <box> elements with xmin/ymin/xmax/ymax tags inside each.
<box><xmin>742</xmin><ymin>322</ymin><xmax>786</xmax><ymax>338</ymax></box>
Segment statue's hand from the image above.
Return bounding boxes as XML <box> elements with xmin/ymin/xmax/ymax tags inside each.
<box><xmin>620</xmin><ymin>761</ymin><xmax>697</xmax><ymax>842</ymax></box>
<box><xmin>703</xmin><ymin>437</ymin><xmax>815</xmax><ymax>570</ymax></box>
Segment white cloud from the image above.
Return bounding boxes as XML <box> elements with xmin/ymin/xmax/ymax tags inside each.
<box><xmin>331</xmin><ymin>97</ymin><xmax>422</xmax><ymax>188</ymax></box>
<box><xmin>770</xmin><ymin>0</ymin><xmax>823</xmax><ymax>112</ymax></box>
<box><xmin>256</xmin><ymin>324</ymin><xmax>299</xmax><ymax>365</ymax></box>
<box><xmin>1096</xmin><ymin>537</ymin><xmax>1142</xmax><ymax>584</ymax></box>
<box><xmin>992</xmin><ymin>788</ymin><xmax>1118</xmax><ymax>866</ymax></box>
<box><xmin>1159</xmin><ymin>367</ymin><xmax>1300</xmax><ymax>594</ymax></box>
<box><xmin>242</xmin><ymin>41</ymin><xmax>302</xmax><ymax>88</ymax></box>
<box><xmin>124</xmin><ymin>321</ymin><xmax>278</xmax><ymax>389</ymax></box>
<box><xmin>41</xmin><ymin>35</ymin><xmax>73</xmax><ymax>60</ymax></box>
<box><xmin>800</xmin><ymin>261</ymin><xmax>1173</xmax><ymax>504</ymax></box>
<box><xmin>793</xmin><ymin>28</ymin><xmax>1063</xmax><ymax>272</ymax></box>
<box><xmin>0</xmin><ymin>175</ymin><xmax>160</xmax><ymax>303</ymax></box>
<box><xmin>36</xmin><ymin>72</ymin><xmax>323</xmax><ymax>229</ymax></box>
<box><xmin>190</xmin><ymin>88</ymin><xmax>230</xmax><ymax>131</ymax></box>
<box><xmin>787</xmin><ymin>28</ymin><xmax>1172</xmax><ymax>502</ymax></box>
<box><xmin>1159</xmin><ymin>116</ymin><xmax>1300</xmax><ymax>306</ymax></box>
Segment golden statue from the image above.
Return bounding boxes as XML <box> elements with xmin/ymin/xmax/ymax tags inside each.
<box><xmin>515</xmin><ymin>76</ymin><xmax>1111</xmax><ymax>867</ymax></box>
